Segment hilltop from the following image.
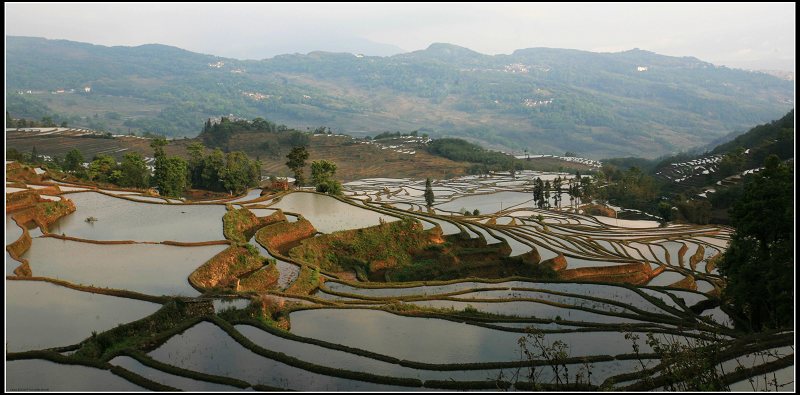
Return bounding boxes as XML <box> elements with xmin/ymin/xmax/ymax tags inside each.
<box><xmin>6</xmin><ymin>118</ymin><xmax>596</xmax><ymax>183</ymax></box>
<box><xmin>6</xmin><ymin>36</ymin><xmax>793</xmax><ymax>158</ymax></box>
<box><xmin>598</xmin><ymin>110</ymin><xmax>794</xmax><ymax>224</ymax></box>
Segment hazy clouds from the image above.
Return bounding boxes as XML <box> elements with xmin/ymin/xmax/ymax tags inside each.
<box><xmin>5</xmin><ymin>2</ymin><xmax>795</xmax><ymax>70</ymax></box>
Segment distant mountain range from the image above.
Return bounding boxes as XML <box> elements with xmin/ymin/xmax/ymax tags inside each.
<box><xmin>6</xmin><ymin>36</ymin><xmax>794</xmax><ymax>159</ymax></box>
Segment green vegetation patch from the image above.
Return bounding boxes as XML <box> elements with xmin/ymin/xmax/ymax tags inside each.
<box><xmin>238</xmin><ymin>262</ymin><xmax>281</xmax><ymax>293</ymax></box>
<box><xmin>73</xmin><ymin>299</ymin><xmax>213</xmax><ymax>361</ymax></box>
<box><xmin>284</xmin><ymin>266</ymin><xmax>321</xmax><ymax>296</ymax></box>
<box><xmin>289</xmin><ymin>217</ymin><xmax>434</xmax><ymax>275</ymax></box>
<box><xmin>223</xmin><ymin>207</ymin><xmax>285</xmax><ymax>243</ymax></box>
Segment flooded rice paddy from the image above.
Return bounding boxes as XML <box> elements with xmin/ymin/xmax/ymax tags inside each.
<box><xmin>49</xmin><ymin>192</ymin><xmax>226</xmax><ymax>242</ymax></box>
<box><xmin>5</xmin><ymin>170</ymin><xmax>790</xmax><ymax>391</ymax></box>
<box><xmin>6</xmin><ymin>280</ymin><xmax>160</xmax><ymax>352</ymax></box>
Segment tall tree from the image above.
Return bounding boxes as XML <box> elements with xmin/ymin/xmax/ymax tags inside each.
<box><xmin>554</xmin><ymin>176</ymin><xmax>563</xmax><ymax>209</ymax></box>
<box><xmin>718</xmin><ymin>155</ymin><xmax>793</xmax><ymax>331</ymax></box>
<box><xmin>64</xmin><ymin>149</ymin><xmax>84</xmax><ymax>172</ymax></box>
<box><xmin>658</xmin><ymin>201</ymin><xmax>673</xmax><ymax>224</ymax></box>
<box><xmin>118</xmin><ymin>152</ymin><xmax>150</xmax><ymax>188</ymax></box>
<box><xmin>86</xmin><ymin>154</ymin><xmax>118</xmax><ymax>183</ymax></box>
<box><xmin>155</xmin><ymin>157</ymin><xmax>189</xmax><ymax>197</ymax></box>
<box><xmin>544</xmin><ymin>180</ymin><xmax>551</xmax><ymax>208</ymax></box>
<box><xmin>150</xmin><ymin>137</ymin><xmax>168</xmax><ymax>189</ymax></box>
<box><xmin>286</xmin><ymin>146</ymin><xmax>309</xmax><ymax>187</ymax></box>
<box><xmin>310</xmin><ymin>160</ymin><xmax>341</xmax><ymax>195</ymax></box>
<box><xmin>580</xmin><ymin>173</ymin><xmax>593</xmax><ymax>202</ymax></box>
<box><xmin>568</xmin><ymin>181</ymin><xmax>576</xmax><ymax>209</ymax></box>
<box><xmin>220</xmin><ymin>151</ymin><xmax>259</xmax><ymax>195</ymax></box>
<box><xmin>424</xmin><ymin>178</ymin><xmax>435</xmax><ymax>207</ymax></box>
<box><xmin>533</xmin><ymin>177</ymin><xmax>543</xmax><ymax>208</ymax></box>
<box><xmin>186</xmin><ymin>142</ymin><xmax>206</xmax><ymax>187</ymax></box>
<box><xmin>201</xmin><ymin>148</ymin><xmax>226</xmax><ymax>191</ymax></box>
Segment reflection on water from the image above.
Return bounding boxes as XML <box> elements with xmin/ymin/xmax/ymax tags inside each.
<box><xmin>23</xmin><ymin>238</ymin><xmax>226</xmax><ymax>296</ymax></box>
<box><xmin>109</xmin><ymin>356</ymin><xmax>241</xmax><ymax>391</ymax></box>
<box><xmin>6</xmin><ymin>359</ymin><xmax>145</xmax><ymax>391</ymax></box>
<box><xmin>291</xmin><ymin>309</ymin><xmax>654</xmax><ymax>364</ymax></box>
<box><xmin>50</xmin><ymin>192</ymin><xmax>226</xmax><ymax>242</ymax></box>
<box><xmin>436</xmin><ymin>191</ymin><xmax>535</xmax><ymax>214</ymax></box>
<box><xmin>269</xmin><ymin>192</ymin><xmax>399</xmax><ymax>233</ymax></box>
<box><xmin>149</xmin><ymin>321</ymin><xmax>416</xmax><ymax>391</ymax></box>
<box><xmin>6</xmin><ymin>281</ymin><xmax>160</xmax><ymax>352</ymax></box>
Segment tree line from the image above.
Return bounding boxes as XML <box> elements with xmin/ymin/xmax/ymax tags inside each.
<box><xmin>10</xmin><ymin>139</ymin><xmax>261</xmax><ymax>198</ymax></box>
<box><xmin>284</xmin><ymin>145</ymin><xmax>342</xmax><ymax>195</ymax></box>
<box><xmin>532</xmin><ymin>172</ymin><xmax>594</xmax><ymax>210</ymax></box>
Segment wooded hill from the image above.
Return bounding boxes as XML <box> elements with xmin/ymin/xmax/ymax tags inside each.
<box><xmin>7</xmin><ymin>36</ymin><xmax>793</xmax><ymax>158</ymax></box>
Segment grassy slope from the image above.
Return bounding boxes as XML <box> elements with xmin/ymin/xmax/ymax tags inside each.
<box><xmin>7</xmin><ymin>130</ymin><xmax>592</xmax><ymax>182</ymax></box>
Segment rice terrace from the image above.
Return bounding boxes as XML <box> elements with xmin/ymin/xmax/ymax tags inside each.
<box><xmin>4</xmin><ymin>2</ymin><xmax>796</xmax><ymax>392</ymax></box>
<box><xmin>5</xmin><ymin>160</ymin><xmax>793</xmax><ymax>391</ymax></box>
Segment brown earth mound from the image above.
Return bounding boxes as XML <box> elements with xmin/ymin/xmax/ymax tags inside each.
<box><xmin>669</xmin><ymin>274</ymin><xmax>697</xmax><ymax>291</ymax></box>
<box><xmin>541</xmin><ymin>253</ymin><xmax>568</xmax><ymax>271</ymax></box>
<box><xmin>189</xmin><ymin>245</ymin><xmax>266</xmax><ymax>291</ymax></box>
<box><xmin>581</xmin><ymin>204</ymin><xmax>616</xmax><ymax>217</ymax></box>
<box><xmin>558</xmin><ymin>261</ymin><xmax>653</xmax><ymax>285</ymax></box>
<box><xmin>256</xmin><ymin>218</ymin><xmax>317</xmax><ymax>256</ymax></box>
<box><xmin>223</xmin><ymin>207</ymin><xmax>286</xmax><ymax>243</ymax></box>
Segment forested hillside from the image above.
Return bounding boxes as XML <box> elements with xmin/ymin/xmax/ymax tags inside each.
<box><xmin>7</xmin><ymin>36</ymin><xmax>793</xmax><ymax>158</ymax></box>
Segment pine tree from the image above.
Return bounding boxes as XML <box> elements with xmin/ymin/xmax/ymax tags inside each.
<box><xmin>544</xmin><ymin>180</ymin><xmax>551</xmax><ymax>208</ymax></box>
<box><xmin>424</xmin><ymin>178</ymin><xmax>435</xmax><ymax>207</ymax></box>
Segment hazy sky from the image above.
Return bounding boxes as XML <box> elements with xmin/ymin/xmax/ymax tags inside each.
<box><xmin>5</xmin><ymin>2</ymin><xmax>796</xmax><ymax>70</ymax></box>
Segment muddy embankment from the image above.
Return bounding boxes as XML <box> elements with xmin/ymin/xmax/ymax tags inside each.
<box><xmin>256</xmin><ymin>218</ymin><xmax>317</xmax><ymax>256</ymax></box>
<box><xmin>6</xmin><ymin>189</ymin><xmax>76</xmax><ymax>276</ymax></box>
<box><xmin>557</xmin><ymin>261</ymin><xmax>654</xmax><ymax>285</ymax></box>
<box><xmin>223</xmin><ymin>207</ymin><xmax>286</xmax><ymax>243</ymax></box>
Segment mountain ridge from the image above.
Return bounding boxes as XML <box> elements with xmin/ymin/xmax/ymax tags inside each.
<box><xmin>6</xmin><ymin>36</ymin><xmax>793</xmax><ymax>159</ymax></box>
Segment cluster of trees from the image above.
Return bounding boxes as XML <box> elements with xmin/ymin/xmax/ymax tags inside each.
<box><xmin>283</xmin><ymin>145</ymin><xmax>341</xmax><ymax>195</ymax></box>
<box><xmin>186</xmin><ymin>142</ymin><xmax>261</xmax><ymax>195</ymax></box>
<box><xmin>312</xmin><ymin>126</ymin><xmax>333</xmax><ymax>135</ymax></box>
<box><xmin>150</xmin><ymin>139</ymin><xmax>188</xmax><ymax>197</ymax></box>
<box><xmin>7</xmin><ymin>147</ymin><xmax>39</xmax><ymax>164</ymax></box>
<box><xmin>310</xmin><ymin>160</ymin><xmax>342</xmax><ymax>195</ymax></box>
<box><xmin>8</xmin><ymin>146</ymin><xmax>151</xmax><ymax>189</ymax></box>
<box><xmin>429</xmin><ymin>137</ymin><xmax>573</xmax><ymax>174</ymax></box>
<box><xmin>60</xmin><ymin>149</ymin><xmax>151</xmax><ymax>188</ymax></box>
<box><xmin>21</xmin><ymin>139</ymin><xmax>261</xmax><ymax>198</ymax></box>
<box><xmin>595</xmin><ymin>165</ymin><xmax>661</xmax><ymax>214</ymax></box>
<box><xmin>718</xmin><ymin>155</ymin><xmax>793</xmax><ymax>331</ymax></box>
<box><xmin>6</xmin><ymin>112</ymin><xmax>68</xmax><ymax>128</ymax></box>
<box><xmin>200</xmin><ymin>117</ymin><xmax>308</xmax><ymax>153</ymax></box>
<box><xmin>597</xmin><ymin>111</ymin><xmax>795</xmax><ymax>225</ymax></box>
<box><xmin>531</xmin><ymin>173</ymin><xmax>593</xmax><ymax>210</ymax></box>
<box><xmin>428</xmin><ymin>138</ymin><xmax>515</xmax><ymax>168</ymax></box>
<box><xmin>598</xmin><ymin>164</ymin><xmax>711</xmax><ymax>225</ymax></box>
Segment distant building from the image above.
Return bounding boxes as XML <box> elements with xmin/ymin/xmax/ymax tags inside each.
<box><xmin>637</xmin><ymin>66</ymin><xmax>649</xmax><ymax>72</ymax></box>
<box><xmin>84</xmin><ymin>86</ymin><xmax>91</xmax><ymax>93</ymax></box>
